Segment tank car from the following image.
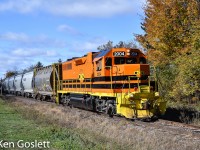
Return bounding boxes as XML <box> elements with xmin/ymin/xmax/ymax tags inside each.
<box><xmin>55</xmin><ymin>48</ymin><xmax>166</xmax><ymax>119</ymax></box>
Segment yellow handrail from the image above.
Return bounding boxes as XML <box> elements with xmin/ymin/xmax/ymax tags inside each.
<box><xmin>128</xmin><ymin>76</ymin><xmax>139</xmax><ymax>93</ymax></box>
<box><xmin>105</xmin><ymin>66</ymin><xmax>112</xmax><ymax>89</ymax></box>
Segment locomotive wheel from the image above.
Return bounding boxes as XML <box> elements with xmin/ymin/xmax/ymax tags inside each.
<box><xmin>61</xmin><ymin>95</ymin><xmax>70</xmax><ymax>106</ymax></box>
<box><xmin>36</xmin><ymin>94</ymin><xmax>41</xmax><ymax>101</ymax></box>
<box><xmin>69</xmin><ymin>104</ymin><xmax>73</xmax><ymax>108</ymax></box>
<box><xmin>40</xmin><ymin>95</ymin><xmax>45</xmax><ymax>101</ymax></box>
<box><xmin>33</xmin><ymin>94</ymin><xmax>37</xmax><ymax>100</ymax></box>
<box><xmin>51</xmin><ymin>98</ymin><xmax>56</xmax><ymax>103</ymax></box>
<box><xmin>107</xmin><ymin>105</ymin><xmax>114</xmax><ymax>118</ymax></box>
<box><xmin>106</xmin><ymin>100</ymin><xmax>116</xmax><ymax>118</ymax></box>
<box><xmin>26</xmin><ymin>93</ymin><xmax>30</xmax><ymax>98</ymax></box>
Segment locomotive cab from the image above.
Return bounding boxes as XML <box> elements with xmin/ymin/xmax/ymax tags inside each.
<box><xmin>93</xmin><ymin>48</ymin><xmax>150</xmax><ymax>93</ymax></box>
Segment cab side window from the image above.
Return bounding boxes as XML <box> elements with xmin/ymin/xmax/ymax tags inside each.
<box><xmin>139</xmin><ymin>57</ymin><xmax>146</xmax><ymax>64</ymax></box>
<box><xmin>126</xmin><ymin>58</ymin><xmax>137</xmax><ymax>64</ymax></box>
<box><xmin>105</xmin><ymin>57</ymin><xmax>112</xmax><ymax>66</ymax></box>
<box><xmin>96</xmin><ymin>59</ymin><xmax>102</xmax><ymax>71</ymax></box>
<box><xmin>114</xmin><ymin>58</ymin><xmax>125</xmax><ymax>65</ymax></box>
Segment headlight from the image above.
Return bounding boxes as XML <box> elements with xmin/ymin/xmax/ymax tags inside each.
<box><xmin>129</xmin><ymin>93</ymin><xmax>134</xmax><ymax>98</ymax></box>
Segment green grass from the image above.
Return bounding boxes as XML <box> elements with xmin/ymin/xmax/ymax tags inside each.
<box><xmin>0</xmin><ymin>98</ymin><xmax>116</xmax><ymax>150</ymax></box>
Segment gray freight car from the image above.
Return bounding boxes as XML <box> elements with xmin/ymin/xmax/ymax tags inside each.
<box><xmin>34</xmin><ymin>65</ymin><xmax>54</xmax><ymax>100</ymax></box>
<box><xmin>14</xmin><ymin>74</ymin><xmax>23</xmax><ymax>96</ymax></box>
<box><xmin>3</xmin><ymin>78</ymin><xmax>9</xmax><ymax>93</ymax></box>
<box><xmin>8</xmin><ymin>76</ymin><xmax>15</xmax><ymax>94</ymax></box>
<box><xmin>21</xmin><ymin>71</ymin><xmax>34</xmax><ymax>97</ymax></box>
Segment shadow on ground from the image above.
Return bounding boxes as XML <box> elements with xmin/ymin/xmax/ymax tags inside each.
<box><xmin>161</xmin><ymin>107</ymin><xmax>200</xmax><ymax>123</ymax></box>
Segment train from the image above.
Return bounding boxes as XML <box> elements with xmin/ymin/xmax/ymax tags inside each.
<box><xmin>1</xmin><ymin>47</ymin><xmax>166</xmax><ymax>119</ymax></box>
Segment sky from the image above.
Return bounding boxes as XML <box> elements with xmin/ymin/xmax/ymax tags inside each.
<box><xmin>0</xmin><ymin>0</ymin><xmax>146</xmax><ymax>79</ymax></box>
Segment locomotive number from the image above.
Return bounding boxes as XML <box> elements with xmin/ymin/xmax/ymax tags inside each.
<box><xmin>130</xmin><ymin>52</ymin><xmax>138</xmax><ymax>56</ymax></box>
<box><xmin>113</xmin><ymin>51</ymin><xmax>125</xmax><ymax>57</ymax></box>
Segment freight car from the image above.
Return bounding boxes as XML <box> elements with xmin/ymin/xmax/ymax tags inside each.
<box><xmin>3</xmin><ymin>78</ymin><xmax>10</xmax><ymax>93</ymax></box>
<box><xmin>34</xmin><ymin>64</ymin><xmax>61</xmax><ymax>101</ymax></box>
<box><xmin>14</xmin><ymin>74</ymin><xmax>23</xmax><ymax>96</ymax></box>
<box><xmin>2</xmin><ymin>48</ymin><xmax>166</xmax><ymax>119</ymax></box>
<box><xmin>2</xmin><ymin>71</ymin><xmax>34</xmax><ymax>97</ymax></box>
<box><xmin>21</xmin><ymin>71</ymin><xmax>34</xmax><ymax>97</ymax></box>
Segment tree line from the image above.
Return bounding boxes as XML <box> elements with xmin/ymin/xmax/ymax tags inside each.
<box><xmin>136</xmin><ymin>0</ymin><xmax>200</xmax><ymax>102</ymax></box>
<box><xmin>5</xmin><ymin>61</ymin><xmax>44</xmax><ymax>78</ymax></box>
<box><xmin>5</xmin><ymin>58</ymin><xmax>63</xmax><ymax>78</ymax></box>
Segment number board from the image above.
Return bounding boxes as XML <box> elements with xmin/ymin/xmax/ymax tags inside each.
<box><xmin>113</xmin><ymin>51</ymin><xmax>125</xmax><ymax>57</ymax></box>
<box><xmin>130</xmin><ymin>51</ymin><xmax>138</xmax><ymax>56</ymax></box>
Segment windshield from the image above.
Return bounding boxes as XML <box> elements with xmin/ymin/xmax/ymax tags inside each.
<box><xmin>114</xmin><ymin>57</ymin><xmax>146</xmax><ymax>65</ymax></box>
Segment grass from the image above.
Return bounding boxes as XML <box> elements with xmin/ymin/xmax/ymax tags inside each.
<box><xmin>0</xmin><ymin>98</ymin><xmax>119</xmax><ymax>150</ymax></box>
<box><xmin>1</xmin><ymin>96</ymin><xmax>200</xmax><ymax>150</ymax></box>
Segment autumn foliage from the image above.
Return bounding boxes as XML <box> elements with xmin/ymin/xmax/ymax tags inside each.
<box><xmin>136</xmin><ymin>0</ymin><xmax>200</xmax><ymax>102</ymax></box>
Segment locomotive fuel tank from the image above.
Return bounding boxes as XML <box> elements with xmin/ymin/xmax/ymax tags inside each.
<box><xmin>22</xmin><ymin>71</ymin><xmax>34</xmax><ymax>97</ymax></box>
<box><xmin>64</xmin><ymin>93</ymin><xmax>94</xmax><ymax>111</ymax></box>
<box><xmin>34</xmin><ymin>66</ymin><xmax>53</xmax><ymax>96</ymax></box>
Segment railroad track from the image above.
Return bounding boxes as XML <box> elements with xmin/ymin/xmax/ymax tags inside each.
<box><xmin>158</xmin><ymin>119</ymin><xmax>200</xmax><ymax>132</ymax></box>
<box><xmin>2</xmin><ymin>94</ymin><xmax>200</xmax><ymax>140</ymax></box>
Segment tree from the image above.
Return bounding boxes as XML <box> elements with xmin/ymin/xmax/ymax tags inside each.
<box><xmin>136</xmin><ymin>0</ymin><xmax>200</xmax><ymax>101</ymax></box>
<box><xmin>97</xmin><ymin>41</ymin><xmax>113</xmax><ymax>51</ymax></box>
<box><xmin>97</xmin><ymin>40</ymin><xmax>138</xmax><ymax>51</ymax></box>
<box><xmin>35</xmin><ymin>61</ymin><xmax>43</xmax><ymax>68</ymax></box>
<box><xmin>58</xmin><ymin>58</ymin><xmax>62</xmax><ymax>63</ymax></box>
<box><xmin>5</xmin><ymin>71</ymin><xmax>17</xmax><ymax>78</ymax></box>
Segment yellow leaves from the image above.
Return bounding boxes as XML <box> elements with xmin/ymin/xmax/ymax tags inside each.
<box><xmin>148</xmin><ymin>49</ymin><xmax>169</xmax><ymax>66</ymax></box>
<box><xmin>136</xmin><ymin>0</ymin><xmax>200</xmax><ymax>101</ymax></box>
<box><xmin>138</xmin><ymin>0</ymin><xmax>200</xmax><ymax>67</ymax></box>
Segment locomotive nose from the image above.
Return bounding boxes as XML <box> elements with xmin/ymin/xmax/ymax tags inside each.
<box><xmin>122</xmin><ymin>64</ymin><xmax>150</xmax><ymax>78</ymax></box>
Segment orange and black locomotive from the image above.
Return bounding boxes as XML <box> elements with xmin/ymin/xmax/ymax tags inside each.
<box><xmin>55</xmin><ymin>47</ymin><xmax>166</xmax><ymax>119</ymax></box>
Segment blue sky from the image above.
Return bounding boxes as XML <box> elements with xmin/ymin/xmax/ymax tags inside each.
<box><xmin>0</xmin><ymin>0</ymin><xmax>146</xmax><ymax>79</ymax></box>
